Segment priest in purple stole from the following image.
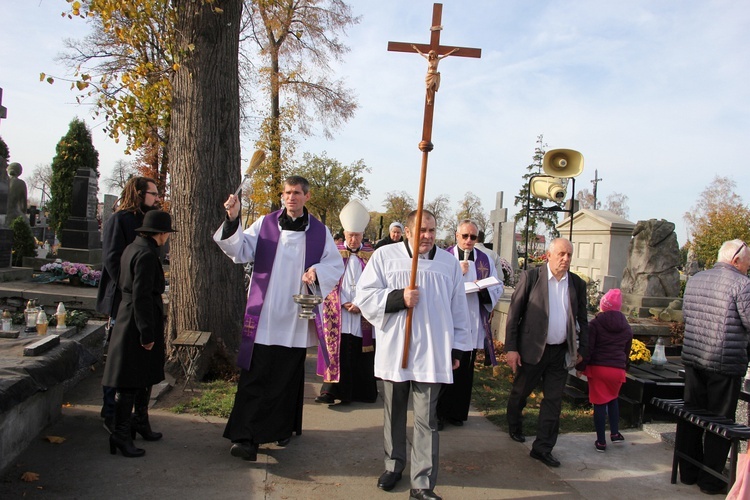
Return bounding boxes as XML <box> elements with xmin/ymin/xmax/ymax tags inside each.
<box><xmin>214</xmin><ymin>176</ymin><xmax>343</xmax><ymax>462</ymax></box>
<box><xmin>316</xmin><ymin>200</ymin><xmax>378</xmax><ymax>405</ymax></box>
<box><xmin>438</xmin><ymin>219</ymin><xmax>503</xmax><ymax>428</ymax></box>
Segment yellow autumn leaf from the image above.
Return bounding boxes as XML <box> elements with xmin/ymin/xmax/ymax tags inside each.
<box><xmin>214</xmin><ymin>7</ymin><xmax>223</xmax><ymax>13</ymax></box>
<box><xmin>75</xmin><ymin>81</ymin><xmax>89</xmax><ymax>91</ymax></box>
<box><xmin>172</xmin><ymin>63</ymin><xmax>180</xmax><ymax>71</ymax></box>
<box><xmin>39</xmin><ymin>72</ymin><xmax>46</xmax><ymax>81</ymax></box>
<box><xmin>45</xmin><ymin>435</ymin><xmax>66</xmax><ymax>444</ymax></box>
<box><xmin>21</xmin><ymin>471</ymin><xmax>39</xmax><ymax>482</ymax></box>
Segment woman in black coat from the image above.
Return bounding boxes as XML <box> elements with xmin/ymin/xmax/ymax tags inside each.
<box><xmin>102</xmin><ymin>210</ymin><xmax>175</xmax><ymax>457</ymax></box>
<box><xmin>96</xmin><ymin>176</ymin><xmax>160</xmax><ymax>432</ymax></box>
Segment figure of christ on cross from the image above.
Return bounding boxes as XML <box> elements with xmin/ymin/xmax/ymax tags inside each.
<box><xmin>411</xmin><ymin>45</ymin><xmax>459</xmax><ymax>105</ymax></box>
<box><xmin>387</xmin><ymin>2</ymin><xmax>481</xmax><ymax>367</ymax></box>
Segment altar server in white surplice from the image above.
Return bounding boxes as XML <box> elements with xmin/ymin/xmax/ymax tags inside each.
<box><xmin>215</xmin><ymin>175</ymin><xmax>343</xmax><ymax>462</ymax></box>
<box><xmin>356</xmin><ymin>209</ymin><xmax>471</xmax><ymax>500</ymax></box>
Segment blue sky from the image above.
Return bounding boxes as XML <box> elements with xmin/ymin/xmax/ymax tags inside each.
<box><xmin>2</xmin><ymin>0</ymin><xmax>749</xmax><ymax>246</ymax></box>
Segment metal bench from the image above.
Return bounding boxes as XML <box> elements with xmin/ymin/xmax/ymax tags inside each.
<box><xmin>651</xmin><ymin>397</ymin><xmax>750</xmax><ymax>489</ymax></box>
<box><xmin>173</xmin><ymin>330</ymin><xmax>212</xmax><ymax>391</ymax></box>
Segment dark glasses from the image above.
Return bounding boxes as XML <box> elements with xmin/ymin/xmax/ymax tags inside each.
<box><xmin>732</xmin><ymin>242</ymin><xmax>747</xmax><ymax>261</ymax></box>
<box><xmin>461</xmin><ymin>234</ymin><xmax>478</xmax><ymax>241</ymax></box>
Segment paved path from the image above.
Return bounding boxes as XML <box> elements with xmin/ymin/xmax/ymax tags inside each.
<box><xmin>1</xmin><ymin>352</ymin><xmax>706</xmax><ymax>499</ymax></box>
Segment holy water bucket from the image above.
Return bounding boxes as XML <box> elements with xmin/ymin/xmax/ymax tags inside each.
<box><xmin>293</xmin><ymin>282</ymin><xmax>323</xmax><ymax>319</ymax></box>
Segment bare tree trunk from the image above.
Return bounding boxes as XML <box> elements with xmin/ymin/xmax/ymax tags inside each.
<box><xmin>168</xmin><ymin>0</ymin><xmax>244</xmax><ymax>368</ymax></box>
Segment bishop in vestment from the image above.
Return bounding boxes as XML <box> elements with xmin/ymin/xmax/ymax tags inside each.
<box><xmin>316</xmin><ymin>199</ymin><xmax>378</xmax><ymax>405</ymax></box>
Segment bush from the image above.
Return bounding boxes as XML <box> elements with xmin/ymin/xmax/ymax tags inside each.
<box><xmin>11</xmin><ymin>216</ymin><xmax>36</xmax><ymax>267</ymax></box>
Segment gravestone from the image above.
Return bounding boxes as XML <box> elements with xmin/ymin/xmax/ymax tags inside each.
<box><xmin>499</xmin><ymin>222</ymin><xmax>518</xmax><ymax>272</ymax></box>
<box><xmin>620</xmin><ymin>218</ymin><xmax>681</xmax><ymax>317</ymax></box>
<box><xmin>100</xmin><ymin>194</ymin><xmax>117</xmax><ymax>238</ymax></box>
<box><xmin>57</xmin><ymin>168</ymin><xmax>102</xmax><ymax>265</ymax></box>
<box><xmin>556</xmin><ymin>209</ymin><xmax>635</xmax><ymax>291</ymax></box>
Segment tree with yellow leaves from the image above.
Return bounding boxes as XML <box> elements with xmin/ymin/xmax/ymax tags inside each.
<box><xmin>685</xmin><ymin>176</ymin><xmax>750</xmax><ymax>267</ymax></box>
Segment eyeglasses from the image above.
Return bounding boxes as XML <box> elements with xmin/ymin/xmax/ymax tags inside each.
<box><xmin>461</xmin><ymin>234</ymin><xmax>478</xmax><ymax>241</ymax></box>
<box><xmin>145</xmin><ymin>191</ymin><xmax>161</xmax><ymax>197</ymax></box>
<box><xmin>732</xmin><ymin>242</ymin><xmax>747</xmax><ymax>261</ymax></box>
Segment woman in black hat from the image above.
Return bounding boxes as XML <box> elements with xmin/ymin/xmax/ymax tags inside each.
<box><xmin>102</xmin><ymin>210</ymin><xmax>176</xmax><ymax>457</ymax></box>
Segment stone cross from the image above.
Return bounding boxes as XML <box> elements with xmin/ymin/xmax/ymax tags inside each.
<box><xmin>27</xmin><ymin>205</ymin><xmax>40</xmax><ymax>227</ymax></box>
<box><xmin>387</xmin><ymin>3</ymin><xmax>481</xmax><ymax>368</ymax></box>
<box><xmin>0</xmin><ymin>88</ymin><xmax>7</xmax><ymax>124</ymax></box>
<box><xmin>489</xmin><ymin>191</ymin><xmax>507</xmax><ymax>252</ymax></box>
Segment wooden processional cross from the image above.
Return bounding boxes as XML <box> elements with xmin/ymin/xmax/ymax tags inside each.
<box><xmin>387</xmin><ymin>3</ymin><xmax>481</xmax><ymax>368</ymax></box>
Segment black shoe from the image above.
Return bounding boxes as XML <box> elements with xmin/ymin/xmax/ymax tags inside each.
<box><xmin>276</xmin><ymin>437</ymin><xmax>291</xmax><ymax>447</ymax></box>
<box><xmin>230</xmin><ymin>441</ymin><xmax>258</xmax><ymax>461</ymax></box>
<box><xmin>103</xmin><ymin>417</ymin><xmax>114</xmax><ymax>434</ymax></box>
<box><xmin>447</xmin><ymin>417</ymin><xmax>463</xmax><ymax>427</ymax></box>
<box><xmin>109</xmin><ymin>434</ymin><xmax>145</xmax><ymax>457</ymax></box>
<box><xmin>699</xmin><ymin>486</ymin><xmax>727</xmax><ymax>495</ymax></box>
<box><xmin>509</xmin><ymin>431</ymin><xmax>526</xmax><ymax>443</ymax></box>
<box><xmin>376</xmin><ymin>470</ymin><xmax>402</xmax><ymax>491</ymax></box>
<box><xmin>314</xmin><ymin>393</ymin><xmax>335</xmax><ymax>405</ymax></box>
<box><xmin>409</xmin><ymin>489</ymin><xmax>442</xmax><ymax>500</ymax></box>
<box><xmin>530</xmin><ymin>449</ymin><xmax>561</xmax><ymax>467</ymax></box>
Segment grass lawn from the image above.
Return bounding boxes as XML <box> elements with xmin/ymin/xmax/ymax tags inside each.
<box><xmin>171</xmin><ymin>358</ymin><xmax>608</xmax><ymax>436</ymax></box>
<box><xmin>472</xmin><ymin>361</ymin><xmax>597</xmax><ymax>435</ymax></box>
<box><xmin>171</xmin><ymin>380</ymin><xmax>236</xmax><ymax>419</ymax></box>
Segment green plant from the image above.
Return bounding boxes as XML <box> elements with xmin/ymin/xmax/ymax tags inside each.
<box><xmin>49</xmin><ymin>118</ymin><xmax>100</xmax><ymax>235</ymax></box>
<box><xmin>171</xmin><ymin>380</ymin><xmax>236</xmax><ymax>418</ymax></box>
<box><xmin>11</xmin><ymin>216</ymin><xmax>37</xmax><ymax>266</ymax></box>
<box><xmin>47</xmin><ymin>309</ymin><xmax>89</xmax><ymax>330</ymax></box>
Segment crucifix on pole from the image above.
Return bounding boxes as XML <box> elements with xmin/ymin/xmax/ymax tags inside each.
<box><xmin>388</xmin><ymin>3</ymin><xmax>481</xmax><ymax>368</ymax></box>
<box><xmin>0</xmin><ymin>88</ymin><xmax>8</xmax><ymax>125</ymax></box>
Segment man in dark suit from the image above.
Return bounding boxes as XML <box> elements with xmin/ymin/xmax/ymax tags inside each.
<box><xmin>504</xmin><ymin>238</ymin><xmax>588</xmax><ymax>468</ymax></box>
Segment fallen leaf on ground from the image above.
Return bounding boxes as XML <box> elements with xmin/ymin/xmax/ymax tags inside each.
<box><xmin>21</xmin><ymin>471</ymin><xmax>39</xmax><ymax>482</ymax></box>
<box><xmin>45</xmin><ymin>436</ymin><xmax>66</xmax><ymax>444</ymax></box>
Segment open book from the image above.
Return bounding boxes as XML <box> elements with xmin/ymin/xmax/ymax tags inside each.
<box><xmin>464</xmin><ymin>276</ymin><xmax>502</xmax><ymax>294</ymax></box>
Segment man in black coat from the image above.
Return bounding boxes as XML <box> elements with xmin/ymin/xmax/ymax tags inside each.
<box><xmin>504</xmin><ymin>238</ymin><xmax>588</xmax><ymax>468</ymax></box>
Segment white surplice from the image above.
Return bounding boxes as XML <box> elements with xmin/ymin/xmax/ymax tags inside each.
<box><xmin>213</xmin><ymin>215</ymin><xmax>344</xmax><ymax>348</ymax></box>
<box><xmin>451</xmin><ymin>247</ymin><xmax>504</xmax><ymax>349</ymax></box>
<box><xmin>356</xmin><ymin>242</ymin><xmax>471</xmax><ymax>384</ymax></box>
<box><xmin>340</xmin><ymin>252</ymin><xmax>366</xmax><ymax>337</ymax></box>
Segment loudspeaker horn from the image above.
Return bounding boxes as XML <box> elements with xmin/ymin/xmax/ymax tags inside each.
<box><xmin>542</xmin><ymin>149</ymin><xmax>584</xmax><ymax>178</ymax></box>
<box><xmin>530</xmin><ymin>177</ymin><xmax>568</xmax><ymax>203</ymax></box>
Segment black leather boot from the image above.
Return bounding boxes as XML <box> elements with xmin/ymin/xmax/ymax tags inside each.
<box><xmin>132</xmin><ymin>386</ymin><xmax>163</xmax><ymax>441</ymax></box>
<box><xmin>110</xmin><ymin>390</ymin><xmax>145</xmax><ymax>457</ymax></box>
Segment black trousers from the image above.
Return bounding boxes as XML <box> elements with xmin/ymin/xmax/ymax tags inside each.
<box><xmin>677</xmin><ymin>365</ymin><xmax>742</xmax><ymax>491</ymax></box>
<box><xmin>223</xmin><ymin>344</ymin><xmax>306</xmax><ymax>445</ymax></box>
<box><xmin>437</xmin><ymin>349</ymin><xmax>476</xmax><ymax>422</ymax></box>
<box><xmin>506</xmin><ymin>343</ymin><xmax>568</xmax><ymax>453</ymax></box>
